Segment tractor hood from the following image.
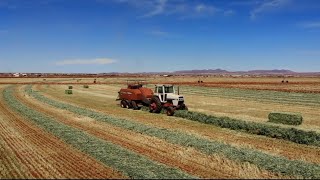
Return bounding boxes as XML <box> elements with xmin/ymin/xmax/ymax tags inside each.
<box><xmin>166</xmin><ymin>93</ymin><xmax>184</xmax><ymax>101</ymax></box>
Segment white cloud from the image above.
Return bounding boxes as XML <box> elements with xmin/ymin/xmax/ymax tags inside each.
<box><xmin>298</xmin><ymin>50</ymin><xmax>320</xmax><ymax>56</ymax></box>
<box><xmin>149</xmin><ymin>30</ymin><xmax>169</xmax><ymax>36</ymax></box>
<box><xmin>250</xmin><ymin>0</ymin><xmax>291</xmax><ymax>20</ymax></box>
<box><xmin>224</xmin><ymin>10</ymin><xmax>235</xmax><ymax>16</ymax></box>
<box><xmin>178</xmin><ymin>4</ymin><xmax>220</xmax><ymax>19</ymax></box>
<box><xmin>142</xmin><ymin>0</ymin><xmax>167</xmax><ymax>17</ymax></box>
<box><xmin>195</xmin><ymin>4</ymin><xmax>206</xmax><ymax>13</ymax></box>
<box><xmin>111</xmin><ymin>0</ymin><xmax>224</xmax><ymax>19</ymax></box>
<box><xmin>0</xmin><ymin>0</ymin><xmax>52</xmax><ymax>9</ymax></box>
<box><xmin>56</xmin><ymin>58</ymin><xmax>117</xmax><ymax>65</ymax></box>
<box><xmin>300</xmin><ymin>21</ymin><xmax>320</xmax><ymax>29</ymax></box>
<box><xmin>195</xmin><ymin>4</ymin><xmax>217</xmax><ymax>14</ymax></box>
<box><xmin>147</xmin><ymin>29</ymin><xmax>182</xmax><ymax>38</ymax></box>
<box><xmin>229</xmin><ymin>1</ymin><xmax>260</xmax><ymax>6</ymax></box>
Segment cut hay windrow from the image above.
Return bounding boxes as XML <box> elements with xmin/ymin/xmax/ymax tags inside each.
<box><xmin>268</xmin><ymin>112</ymin><xmax>303</xmax><ymax>125</ymax></box>
<box><xmin>180</xmin><ymin>86</ymin><xmax>320</xmax><ymax>107</ymax></box>
<box><xmin>3</xmin><ymin>87</ymin><xmax>194</xmax><ymax>179</ymax></box>
<box><xmin>25</xmin><ymin>85</ymin><xmax>320</xmax><ymax>179</ymax></box>
<box><xmin>173</xmin><ymin>110</ymin><xmax>320</xmax><ymax>147</ymax></box>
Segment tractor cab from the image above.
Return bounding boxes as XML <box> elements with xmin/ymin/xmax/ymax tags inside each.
<box><xmin>153</xmin><ymin>84</ymin><xmax>184</xmax><ymax>106</ymax></box>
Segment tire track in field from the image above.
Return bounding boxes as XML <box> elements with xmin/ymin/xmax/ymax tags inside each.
<box><xmin>36</xmin><ymin>84</ymin><xmax>320</xmax><ymax>165</ymax></box>
<box><xmin>16</xmin><ymin>86</ymin><xmax>283</xmax><ymax>178</ymax></box>
<box><xmin>0</xmin><ymin>139</ymin><xmax>30</xmax><ymax>178</ymax></box>
<box><xmin>0</xmin><ymin>88</ymin><xmax>126</xmax><ymax>179</ymax></box>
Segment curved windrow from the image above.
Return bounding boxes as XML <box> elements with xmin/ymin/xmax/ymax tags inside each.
<box><xmin>26</xmin><ymin>85</ymin><xmax>320</xmax><ymax>179</ymax></box>
<box><xmin>3</xmin><ymin>86</ymin><xmax>195</xmax><ymax>179</ymax></box>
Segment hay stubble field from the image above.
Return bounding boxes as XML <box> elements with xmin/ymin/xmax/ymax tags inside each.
<box><xmin>1</xmin><ymin>76</ymin><xmax>320</xmax><ymax>179</ymax></box>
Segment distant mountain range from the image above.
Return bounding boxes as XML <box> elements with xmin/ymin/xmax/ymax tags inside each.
<box><xmin>173</xmin><ymin>69</ymin><xmax>320</xmax><ymax>75</ymax></box>
<box><xmin>1</xmin><ymin>69</ymin><xmax>319</xmax><ymax>77</ymax></box>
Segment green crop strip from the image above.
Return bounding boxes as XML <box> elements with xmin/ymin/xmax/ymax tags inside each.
<box><xmin>26</xmin><ymin>85</ymin><xmax>320</xmax><ymax>179</ymax></box>
<box><xmin>140</xmin><ymin>106</ymin><xmax>320</xmax><ymax>147</ymax></box>
<box><xmin>180</xmin><ymin>86</ymin><xmax>320</xmax><ymax>107</ymax></box>
<box><xmin>3</xmin><ymin>87</ymin><xmax>194</xmax><ymax>179</ymax></box>
<box><xmin>173</xmin><ymin>110</ymin><xmax>320</xmax><ymax>147</ymax></box>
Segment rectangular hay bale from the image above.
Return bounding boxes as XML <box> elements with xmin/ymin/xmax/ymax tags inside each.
<box><xmin>65</xmin><ymin>90</ymin><xmax>73</xmax><ymax>94</ymax></box>
<box><xmin>68</xmin><ymin>86</ymin><xmax>73</xmax><ymax>89</ymax></box>
<box><xmin>268</xmin><ymin>112</ymin><xmax>303</xmax><ymax>125</ymax></box>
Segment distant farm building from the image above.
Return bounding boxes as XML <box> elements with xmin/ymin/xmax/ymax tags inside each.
<box><xmin>13</xmin><ymin>73</ymin><xmax>20</xmax><ymax>77</ymax></box>
<box><xmin>12</xmin><ymin>73</ymin><xmax>28</xmax><ymax>77</ymax></box>
<box><xmin>162</xmin><ymin>74</ymin><xmax>173</xmax><ymax>77</ymax></box>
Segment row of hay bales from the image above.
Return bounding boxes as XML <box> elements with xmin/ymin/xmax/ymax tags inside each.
<box><xmin>173</xmin><ymin>110</ymin><xmax>319</xmax><ymax>146</ymax></box>
<box><xmin>65</xmin><ymin>90</ymin><xmax>73</xmax><ymax>94</ymax></box>
<box><xmin>65</xmin><ymin>85</ymin><xmax>89</xmax><ymax>94</ymax></box>
<box><xmin>65</xmin><ymin>85</ymin><xmax>73</xmax><ymax>94</ymax></box>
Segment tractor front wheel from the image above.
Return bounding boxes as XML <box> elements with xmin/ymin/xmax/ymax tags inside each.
<box><xmin>149</xmin><ymin>96</ymin><xmax>162</xmax><ymax>113</ymax></box>
<box><xmin>180</xmin><ymin>104</ymin><xmax>188</xmax><ymax>110</ymax></box>
<box><xmin>120</xmin><ymin>100</ymin><xmax>127</xmax><ymax>108</ymax></box>
<box><xmin>183</xmin><ymin>105</ymin><xmax>188</xmax><ymax>111</ymax></box>
<box><xmin>166</xmin><ymin>107</ymin><xmax>174</xmax><ymax>116</ymax></box>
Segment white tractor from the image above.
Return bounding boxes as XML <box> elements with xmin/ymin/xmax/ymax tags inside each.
<box><xmin>149</xmin><ymin>84</ymin><xmax>188</xmax><ymax>116</ymax></box>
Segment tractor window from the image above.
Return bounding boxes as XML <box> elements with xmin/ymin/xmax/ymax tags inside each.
<box><xmin>164</xmin><ymin>86</ymin><xmax>174</xmax><ymax>93</ymax></box>
<box><xmin>158</xmin><ymin>87</ymin><xmax>163</xmax><ymax>93</ymax></box>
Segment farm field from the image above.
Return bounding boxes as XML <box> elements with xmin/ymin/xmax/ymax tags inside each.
<box><xmin>1</xmin><ymin>76</ymin><xmax>320</xmax><ymax>93</ymax></box>
<box><xmin>1</xmin><ymin>77</ymin><xmax>320</xmax><ymax>179</ymax></box>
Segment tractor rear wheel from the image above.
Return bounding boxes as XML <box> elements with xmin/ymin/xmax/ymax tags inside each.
<box><xmin>131</xmin><ymin>101</ymin><xmax>139</xmax><ymax>110</ymax></box>
<box><xmin>120</xmin><ymin>100</ymin><xmax>127</xmax><ymax>108</ymax></box>
<box><xmin>149</xmin><ymin>96</ymin><xmax>162</xmax><ymax>113</ymax></box>
<box><xmin>126</xmin><ymin>100</ymin><xmax>132</xmax><ymax>109</ymax></box>
<box><xmin>166</xmin><ymin>107</ymin><xmax>174</xmax><ymax>116</ymax></box>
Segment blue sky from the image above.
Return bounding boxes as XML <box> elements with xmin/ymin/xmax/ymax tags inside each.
<box><xmin>0</xmin><ymin>0</ymin><xmax>320</xmax><ymax>73</ymax></box>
